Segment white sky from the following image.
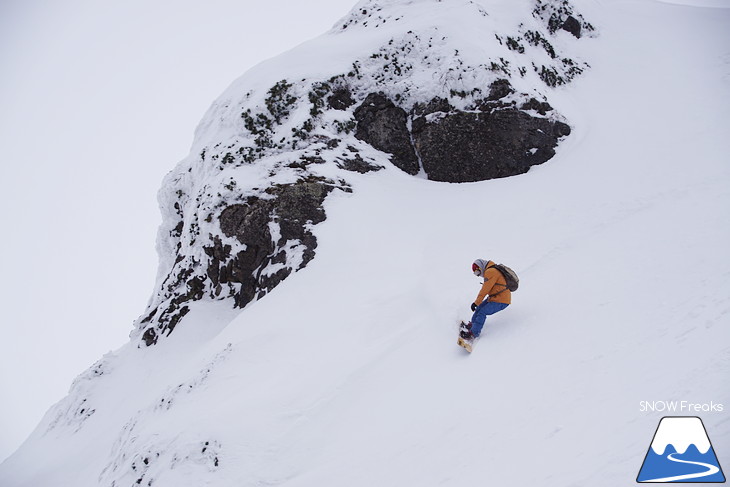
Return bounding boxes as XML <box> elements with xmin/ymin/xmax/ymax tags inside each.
<box><xmin>0</xmin><ymin>0</ymin><xmax>353</xmax><ymax>462</ymax></box>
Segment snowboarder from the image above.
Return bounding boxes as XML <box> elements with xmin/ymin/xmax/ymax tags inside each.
<box><xmin>460</xmin><ymin>259</ymin><xmax>511</xmax><ymax>342</ymax></box>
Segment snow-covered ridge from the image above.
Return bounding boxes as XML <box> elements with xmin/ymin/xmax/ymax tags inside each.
<box><xmin>134</xmin><ymin>0</ymin><xmax>593</xmax><ymax>347</ymax></box>
<box><xmin>197</xmin><ymin>0</ymin><xmax>593</xmax><ymax>147</ymax></box>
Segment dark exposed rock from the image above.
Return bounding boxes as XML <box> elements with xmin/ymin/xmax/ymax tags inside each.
<box><xmin>412</xmin><ymin>97</ymin><xmax>452</xmax><ymax>117</ymax></box>
<box><xmin>328</xmin><ymin>87</ymin><xmax>355</xmax><ymax>110</ymax></box>
<box><xmin>352</xmin><ymin>90</ymin><xmax>571</xmax><ymax>182</ymax></box>
<box><xmin>353</xmin><ymin>93</ymin><xmax>419</xmax><ymax>175</ymax></box>
<box><xmin>218</xmin><ymin>197</ymin><xmax>275</xmax><ymax>306</ymax></box>
<box><xmin>211</xmin><ymin>178</ymin><xmax>336</xmax><ymax>308</ymax></box>
<box><xmin>186</xmin><ymin>277</ymin><xmax>206</xmax><ymax>301</ymax></box>
<box><xmin>349</xmin><ymin>90</ymin><xmax>572</xmax><ymax>183</ymax></box>
<box><xmin>412</xmin><ymin>107</ymin><xmax>571</xmax><ymax>182</ymax></box>
<box><xmin>267</xmin><ymin>179</ymin><xmax>332</xmax><ymax>228</ymax></box>
<box><xmin>220</xmin><ymin>198</ymin><xmax>275</xmax><ymax>249</ymax></box>
<box><xmin>337</xmin><ymin>153</ymin><xmax>384</xmax><ymax>173</ymax></box>
<box><xmin>139</xmin><ymin>174</ymin><xmax>349</xmax><ymax>346</ymax></box>
<box><xmin>561</xmin><ymin>15</ymin><xmax>582</xmax><ymax>38</ymax></box>
<box><xmin>142</xmin><ymin>328</ymin><xmax>157</xmax><ymax>347</ymax></box>
<box><xmin>487</xmin><ymin>79</ymin><xmax>515</xmax><ymax>101</ymax></box>
<box><xmin>520</xmin><ymin>97</ymin><xmax>553</xmax><ymax>116</ymax></box>
<box><xmin>141</xmin><ymin>304</ymin><xmax>190</xmax><ymax>346</ymax></box>
<box><xmin>301</xmin><ymin>155</ymin><xmax>327</xmax><ymax>165</ymax></box>
<box><xmin>171</xmin><ymin>221</ymin><xmax>184</xmax><ymax>238</ymax></box>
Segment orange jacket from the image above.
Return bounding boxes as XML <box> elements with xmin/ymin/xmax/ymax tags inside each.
<box><xmin>475</xmin><ymin>261</ymin><xmax>512</xmax><ymax>305</ymax></box>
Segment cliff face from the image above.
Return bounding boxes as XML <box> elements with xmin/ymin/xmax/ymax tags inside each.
<box><xmin>134</xmin><ymin>0</ymin><xmax>594</xmax><ymax>346</ymax></box>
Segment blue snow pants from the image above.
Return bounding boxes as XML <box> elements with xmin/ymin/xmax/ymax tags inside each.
<box><xmin>470</xmin><ymin>301</ymin><xmax>509</xmax><ymax>337</ymax></box>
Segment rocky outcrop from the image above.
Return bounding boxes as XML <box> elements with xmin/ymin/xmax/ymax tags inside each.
<box><xmin>327</xmin><ymin>86</ymin><xmax>356</xmax><ymax>110</ymax></box>
<box><xmin>133</xmin><ymin>0</ymin><xmax>594</xmax><ymax>346</ymax></box>
<box><xmin>351</xmin><ymin>82</ymin><xmax>571</xmax><ymax>183</ymax></box>
<box><xmin>139</xmin><ymin>176</ymin><xmax>345</xmax><ymax>346</ymax></box>
<box><xmin>561</xmin><ymin>15</ymin><xmax>582</xmax><ymax>38</ymax></box>
<box><xmin>412</xmin><ymin>101</ymin><xmax>571</xmax><ymax>183</ymax></box>
<box><xmin>533</xmin><ymin>0</ymin><xmax>595</xmax><ymax>38</ymax></box>
<box><xmin>353</xmin><ymin>93</ymin><xmax>419</xmax><ymax>175</ymax></box>
<box><xmin>213</xmin><ymin>178</ymin><xmax>334</xmax><ymax>307</ymax></box>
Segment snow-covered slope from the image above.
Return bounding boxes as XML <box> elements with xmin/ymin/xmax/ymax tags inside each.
<box><xmin>1</xmin><ymin>0</ymin><xmax>729</xmax><ymax>486</ymax></box>
<box><xmin>132</xmin><ymin>0</ymin><xmax>592</xmax><ymax>349</ymax></box>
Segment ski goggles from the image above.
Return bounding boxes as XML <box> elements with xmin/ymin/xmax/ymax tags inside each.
<box><xmin>472</xmin><ymin>263</ymin><xmax>481</xmax><ymax>276</ymax></box>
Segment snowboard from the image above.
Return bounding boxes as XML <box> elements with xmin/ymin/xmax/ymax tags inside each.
<box><xmin>457</xmin><ymin>321</ymin><xmax>476</xmax><ymax>353</ymax></box>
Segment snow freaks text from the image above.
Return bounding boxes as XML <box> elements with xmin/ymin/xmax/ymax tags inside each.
<box><xmin>639</xmin><ymin>401</ymin><xmax>724</xmax><ymax>413</ymax></box>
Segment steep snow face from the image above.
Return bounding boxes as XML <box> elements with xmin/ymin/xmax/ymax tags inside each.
<box><xmin>4</xmin><ymin>0</ymin><xmax>728</xmax><ymax>486</ymax></box>
<box><xmin>136</xmin><ymin>0</ymin><xmax>593</xmax><ymax>346</ymax></box>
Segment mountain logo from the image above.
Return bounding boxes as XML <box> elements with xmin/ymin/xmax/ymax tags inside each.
<box><xmin>637</xmin><ymin>416</ymin><xmax>726</xmax><ymax>483</ymax></box>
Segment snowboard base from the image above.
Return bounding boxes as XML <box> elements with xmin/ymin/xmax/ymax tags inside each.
<box><xmin>457</xmin><ymin>336</ymin><xmax>474</xmax><ymax>353</ymax></box>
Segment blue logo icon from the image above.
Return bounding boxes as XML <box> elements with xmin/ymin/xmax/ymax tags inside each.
<box><xmin>637</xmin><ymin>416</ymin><xmax>725</xmax><ymax>483</ymax></box>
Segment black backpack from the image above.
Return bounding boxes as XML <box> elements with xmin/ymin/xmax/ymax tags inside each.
<box><xmin>488</xmin><ymin>264</ymin><xmax>519</xmax><ymax>292</ymax></box>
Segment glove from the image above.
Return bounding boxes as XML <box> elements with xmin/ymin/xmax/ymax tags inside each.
<box><xmin>471</xmin><ymin>302</ymin><xmax>478</xmax><ymax>312</ymax></box>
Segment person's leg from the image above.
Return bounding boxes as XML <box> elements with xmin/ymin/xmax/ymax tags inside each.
<box><xmin>470</xmin><ymin>301</ymin><xmax>509</xmax><ymax>337</ymax></box>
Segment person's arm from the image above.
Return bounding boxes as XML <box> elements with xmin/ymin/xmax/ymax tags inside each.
<box><xmin>474</xmin><ymin>277</ymin><xmax>495</xmax><ymax>306</ymax></box>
